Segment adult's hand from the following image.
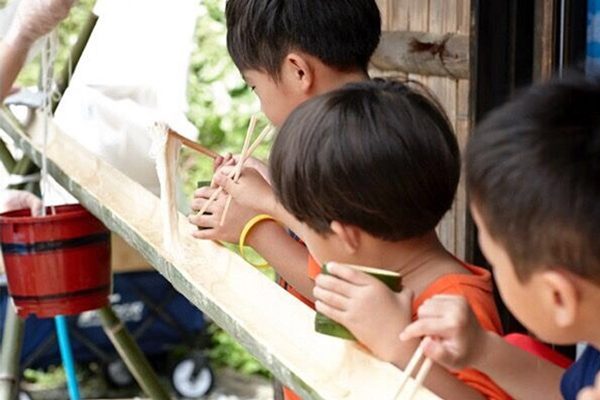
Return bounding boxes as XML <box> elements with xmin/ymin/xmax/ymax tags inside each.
<box><xmin>0</xmin><ymin>189</ymin><xmax>43</xmax><ymax>215</ymax></box>
<box><xmin>5</xmin><ymin>0</ymin><xmax>76</xmax><ymax>46</ymax></box>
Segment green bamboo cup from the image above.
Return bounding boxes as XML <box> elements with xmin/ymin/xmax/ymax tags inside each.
<box><xmin>315</xmin><ymin>264</ymin><xmax>402</xmax><ymax>340</ymax></box>
<box><xmin>196</xmin><ymin>181</ymin><xmax>212</xmax><ymax>230</ymax></box>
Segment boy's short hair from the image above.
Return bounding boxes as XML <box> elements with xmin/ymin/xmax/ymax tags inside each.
<box><xmin>225</xmin><ymin>0</ymin><xmax>381</xmax><ymax>77</ymax></box>
<box><xmin>270</xmin><ymin>79</ymin><xmax>460</xmax><ymax>241</ymax></box>
<box><xmin>466</xmin><ymin>74</ymin><xmax>600</xmax><ymax>283</ymax></box>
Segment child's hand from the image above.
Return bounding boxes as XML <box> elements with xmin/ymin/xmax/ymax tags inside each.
<box><xmin>399</xmin><ymin>295</ymin><xmax>486</xmax><ymax>372</ymax></box>
<box><xmin>213</xmin><ymin>153</ymin><xmax>235</xmax><ymax>173</ymax></box>
<box><xmin>230</xmin><ymin>155</ymin><xmax>271</xmax><ymax>184</ymax></box>
<box><xmin>578</xmin><ymin>372</ymin><xmax>600</xmax><ymax>400</ymax></box>
<box><xmin>313</xmin><ymin>262</ymin><xmax>414</xmax><ymax>362</ymax></box>
<box><xmin>189</xmin><ymin>185</ymin><xmax>257</xmax><ymax>243</ymax></box>
<box><xmin>213</xmin><ymin>165</ymin><xmax>276</xmax><ymax>215</ymax></box>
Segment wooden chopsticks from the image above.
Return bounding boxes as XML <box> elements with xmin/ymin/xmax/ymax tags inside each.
<box><xmin>393</xmin><ymin>341</ymin><xmax>433</xmax><ymax>400</ymax></box>
<box><xmin>196</xmin><ymin>118</ymin><xmax>273</xmax><ymax>223</ymax></box>
<box><xmin>166</xmin><ymin>126</ymin><xmax>220</xmax><ymax>160</ymax></box>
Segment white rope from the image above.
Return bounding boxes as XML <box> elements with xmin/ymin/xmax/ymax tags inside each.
<box><xmin>40</xmin><ymin>31</ymin><xmax>58</xmax><ymax>216</ymax></box>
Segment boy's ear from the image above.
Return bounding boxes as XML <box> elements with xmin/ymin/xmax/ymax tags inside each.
<box><xmin>330</xmin><ymin>221</ymin><xmax>361</xmax><ymax>254</ymax></box>
<box><xmin>539</xmin><ymin>270</ymin><xmax>579</xmax><ymax>328</ymax></box>
<box><xmin>282</xmin><ymin>52</ymin><xmax>315</xmax><ymax>94</ymax></box>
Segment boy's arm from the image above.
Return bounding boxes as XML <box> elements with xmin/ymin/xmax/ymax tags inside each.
<box><xmin>401</xmin><ymin>295</ymin><xmax>565</xmax><ymax>400</ymax></box>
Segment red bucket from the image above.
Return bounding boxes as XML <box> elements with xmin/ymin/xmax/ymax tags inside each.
<box><xmin>0</xmin><ymin>204</ymin><xmax>111</xmax><ymax>318</ymax></box>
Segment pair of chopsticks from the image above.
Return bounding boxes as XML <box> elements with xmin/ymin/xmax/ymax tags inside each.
<box><xmin>393</xmin><ymin>341</ymin><xmax>433</xmax><ymax>400</ymax></box>
<box><xmin>166</xmin><ymin>126</ymin><xmax>220</xmax><ymax>160</ymax></box>
<box><xmin>197</xmin><ymin>115</ymin><xmax>273</xmax><ymax>226</ymax></box>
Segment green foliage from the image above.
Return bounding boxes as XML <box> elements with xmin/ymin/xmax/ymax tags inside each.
<box><xmin>207</xmin><ymin>323</ymin><xmax>271</xmax><ymax>378</ymax></box>
<box><xmin>16</xmin><ymin>0</ymin><xmax>95</xmax><ymax>87</ymax></box>
<box><xmin>182</xmin><ymin>0</ymin><xmax>272</xmax><ymax>195</ymax></box>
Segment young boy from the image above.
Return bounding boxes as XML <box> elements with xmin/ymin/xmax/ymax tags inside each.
<box><xmin>190</xmin><ymin>0</ymin><xmax>381</xmax><ymax>304</ymax></box>
<box><xmin>400</xmin><ymin>74</ymin><xmax>600</xmax><ymax>400</ymax></box>
<box><xmin>217</xmin><ymin>79</ymin><xmax>512</xmax><ymax>400</ymax></box>
<box><xmin>190</xmin><ymin>3</ymin><xmax>382</xmax><ymax>398</ymax></box>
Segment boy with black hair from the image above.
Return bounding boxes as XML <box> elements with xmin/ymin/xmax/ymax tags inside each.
<box><xmin>190</xmin><ymin>4</ymin><xmax>382</xmax><ymax>398</ymax></box>
<box><xmin>216</xmin><ymin>79</ymin><xmax>512</xmax><ymax>400</ymax></box>
<box><xmin>401</xmin><ymin>74</ymin><xmax>600</xmax><ymax>400</ymax></box>
<box><xmin>190</xmin><ymin>0</ymin><xmax>381</xmax><ymax>306</ymax></box>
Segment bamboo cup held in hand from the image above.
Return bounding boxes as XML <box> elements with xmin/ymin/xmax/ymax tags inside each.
<box><xmin>315</xmin><ymin>264</ymin><xmax>402</xmax><ymax>340</ymax></box>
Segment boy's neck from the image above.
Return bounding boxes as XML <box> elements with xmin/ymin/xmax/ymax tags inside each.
<box><xmin>354</xmin><ymin>231</ymin><xmax>467</xmax><ymax>295</ymax></box>
<box><xmin>312</xmin><ymin>66</ymin><xmax>369</xmax><ymax>96</ymax></box>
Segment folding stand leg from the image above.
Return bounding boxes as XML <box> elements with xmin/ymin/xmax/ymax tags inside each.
<box><xmin>55</xmin><ymin>316</ymin><xmax>81</xmax><ymax>400</ymax></box>
<box><xmin>98</xmin><ymin>306</ymin><xmax>171</xmax><ymax>399</ymax></box>
<box><xmin>0</xmin><ymin>302</ymin><xmax>24</xmax><ymax>400</ymax></box>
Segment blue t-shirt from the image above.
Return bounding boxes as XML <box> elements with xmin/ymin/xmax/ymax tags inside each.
<box><xmin>561</xmin><ymin>346</ymin><xmax>600</xmax><ymax>400</ymax></box>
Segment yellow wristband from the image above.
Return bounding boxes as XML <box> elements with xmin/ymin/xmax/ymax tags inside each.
<box><xmin>239</xmin><ymin>214</ymin><xmax>276</xmax><ymax>269</ymax></box>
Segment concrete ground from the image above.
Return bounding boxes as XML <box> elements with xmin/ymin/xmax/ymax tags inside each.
<box><xmin>22</xmin><ymin>368</ymin><xmax>273</xmax><ymax>400</ymax></box>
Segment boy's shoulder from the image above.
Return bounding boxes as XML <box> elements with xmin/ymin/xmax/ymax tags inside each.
<box><xmin>413</xmin><ymin>263</ymin><xmax>503</xmax><ymax>334</ymax></box>
<box><xmin>561</xmin><ymin>346</ymin><xmax>600</xmax><ymax>400</ymax></box>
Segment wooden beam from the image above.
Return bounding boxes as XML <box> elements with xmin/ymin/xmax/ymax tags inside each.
<box><xmin>0</xmin><ymin>108</ymin><xmax>440</xmax><ymax>400</ymax></box>
<box><xmin>371</xmin><ymin>31</ymin><xmax>469</xmax><ymax>79</ymax></box>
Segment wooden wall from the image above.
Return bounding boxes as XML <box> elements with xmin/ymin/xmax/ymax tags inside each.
<box><xmin>372</xmin><ymin>0</ymin><xmax>472</xmax><ymax>259</ymax></box>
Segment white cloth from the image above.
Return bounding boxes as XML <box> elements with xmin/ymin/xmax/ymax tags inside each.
<box><xmin>50</xmin><ymin>0</ymin><xmax>199</xmax><ymax>208</ymax></box>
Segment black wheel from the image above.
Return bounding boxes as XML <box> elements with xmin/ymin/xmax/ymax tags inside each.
<box><xmin>104</xmin><ymin>358</ymin><xmax>135</xmax><ymax>388</ymax></box>
<box><xmin>171</xmin><ymin>353</ymin><xmax>214</xmax><ymax>399</ymax></box>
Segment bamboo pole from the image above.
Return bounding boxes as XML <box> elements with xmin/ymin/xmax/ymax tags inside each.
<box><xmin>0</xmin><ymin>303</ymin><xmax>24</xmax><ymax>400</ymax></box>
<box><xmin>98</xmin><ymin>306</ymin><xmax>172</xmax><ymax>400</ymax></box>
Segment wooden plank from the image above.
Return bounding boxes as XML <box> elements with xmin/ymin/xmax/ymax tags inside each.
<box><xmin>428</xmin><ymin>0</ymin><xmax>459</xmax><ymax>254</ymax></box>
<box><xmin>0</xmin><ymin>109</ymin><xmax>440</xmax><ymax>400</ymax></box>
<box><xmin>457</xmin><ymin>0</ymin><xmax>470</xmax><ymax>35</ymax></box>
<box><xmin>375</xmin><ymin>0</ymin><xmax>390</xmax><ymax>30</ymax></box>
<box><xmin>389</xmin><ymin>0</ymin><xmax>410</xmax><ymax>30</ymax></box>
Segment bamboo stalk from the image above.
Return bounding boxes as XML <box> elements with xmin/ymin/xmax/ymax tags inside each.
<box><xmin>0</xmin><ymin>139</ymin><xmax>16</xmax><ymax>172</ymax></box>
<box><xmin>98</xmin><ymin>306</ymin><xmax>172</xmax><ymax>400</ymax></box>
<box><xmin>0</xmin><ymin>303</ymin><xmax>25</xmax><ymax>400</ymax></box>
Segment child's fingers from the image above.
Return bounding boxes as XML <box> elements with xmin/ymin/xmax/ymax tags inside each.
<box><xmin>188</xmin><ymin>213</ymin><xmax>218</xmax><ymax>229</ymax></box>
<box><xmin>192</xmin><ymin>228</ymin><xmax>218</xmax><ymax>240</ymax></box>
<box><xmin>313</xmin><ymin>286</ymin><xmax>349</xmax><ymax>311</ymax></box>
<box><xmin>213</xmin><ymin>153</ymin><xmax>233</xmax><ymax>172</ymax></box>
<box><xmin>399</xmin><ymin>318</ymin><xmax>450</xmax><ymax>342</ymax></box>
<box><xmin>315</xmin><ymin>273</ymin><xmax>357</xmax><ymax>298</ymax></box>
<box><xmin>315</xmin><ymin>300</ymin><xmax>346</xmax><ymax>323</ymax></box>
<box><xmin>194</xmin><ymin>186</ymin><xmax>220</xmax><ymax>199</ymax></box>
<box><xmin>417</xmin><ymin>295</ymin><xmax>466</xmax><ymax>319</ymax></box>
<box><xmin>326</xmin><ymin>262</ymin><xmax>375</xmax><ymax>285</ymax></box>
<box><xmin>190</xmin><ymin>198</ymin><xmax>221</xmax><ymax>213</ymax></box>
<box><xmin>420</xmin><ymin>336</ymin><xmax>462</xmax><ymax>371</ymax></box>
